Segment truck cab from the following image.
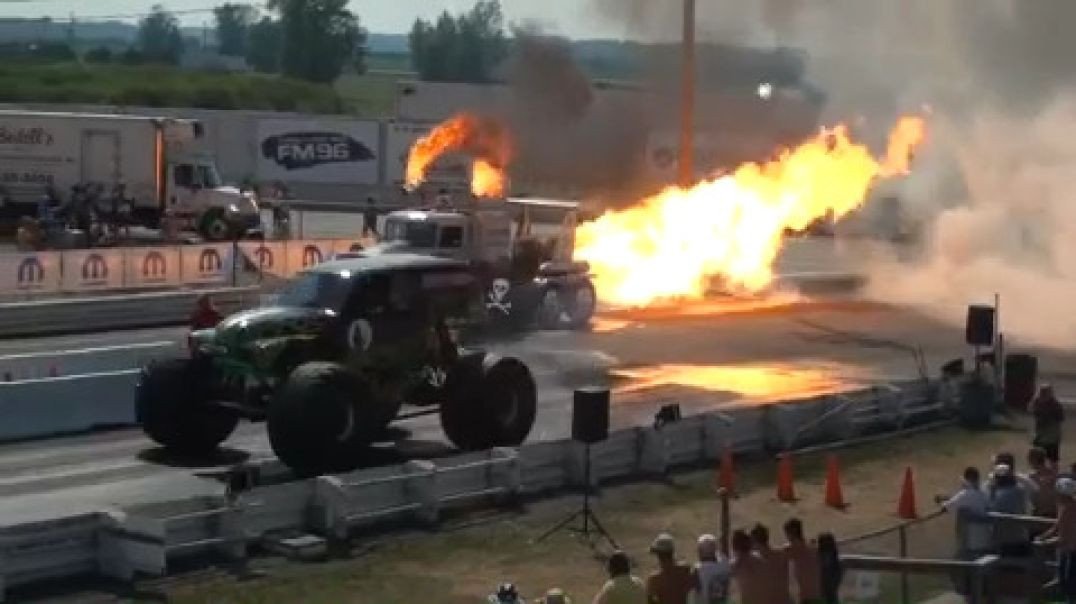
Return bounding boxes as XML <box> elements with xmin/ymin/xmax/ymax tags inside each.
<box><xmin>165</xmin><ymin>153</ymin><xmax>259</xmax><ymax>240</ymax></box>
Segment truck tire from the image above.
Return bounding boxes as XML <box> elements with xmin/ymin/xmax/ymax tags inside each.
<box><xmin>440</xmin><ymin>352</ymin><xmax>537</xmax><ymax>451</ymax></box>
<box><xmin>135</xmin><ymin>358</ymin><xmax>238</xmax><ymax>455</ymax></box>
<box><xmin>199</xmin><ymin>208</ymin><xmax>236</xmax><ymax>241</ymax></box>
<box><xmin>538</xmin><ymin>280</ymin><xmax>597</xmax><ymax>330</ymax></box>
<box><xmin>267</xmin><ymin>362</ymin><xmax>384</xmax><ymax>476</ymax></box>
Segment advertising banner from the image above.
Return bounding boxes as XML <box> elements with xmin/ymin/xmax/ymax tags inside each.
<box><xmin>285</xmin><ymin>240</ymin><xmax>333</xmax><ymax>276</ymax></box>
<box><xmin>61</xmin><ymin>249</ymin><xmax>124</xmax><ymax>292</ymax></box>
<box><xmin>180</xmin><ymin>243</ymin><xmax>232</xmax><ymax>286</ymax></box>
<box><xmin>256</xmin><ymin>118</ymin><xmax>380</xmax><ymax>185</ymax></box>
<box><xmin>385</xmin><ymin>120</ymin><xmax>471</xmax><ymax>191</ymax></box>
<box><xmin>0</xmin><ymin>117</ymin><xmax>80</xmax><ymax>201</ymax></box>
<box><xmin>0</xmin><ymin>252</ymin><xmax>62</xmax><ymax>294</ymax></box>
<box><xmin>238</xmin><ymin>241</ymin><xmax>287</xmax><ymax>279</ymax></box>
<box><xmin>124</xmin><ymin>247</ymin><xmax>182</xmax><ymax>289</ymax></box>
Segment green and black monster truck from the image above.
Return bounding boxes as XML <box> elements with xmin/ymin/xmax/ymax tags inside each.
<box><xmin>135</xmin><ymin>253</ymin><xmax>537</xmax><ymax>476</ymax></box>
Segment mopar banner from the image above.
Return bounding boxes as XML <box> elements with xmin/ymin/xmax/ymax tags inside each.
<box><xmin>180</xmin><ymin>243</ymin><xmax>232</xmax><ymax>286</ymax></box>
<box><xmin>285</xmin><ymin>240</ymin><xmax>333</xmax><ymax>276</ymax></box>
<box><xmin>385</xmin><ymin>120</ymin><xmax>471</xmax><ymax>191</ymax></box>
<box><xmin>256</xmin><ymin>118</ymin><xmax>380</xmax><ymax>185</ymax></box>
<box><xmin>238</xmin><ymin>241</ymin><xmax>288</xmax><ymax>279</ymax></box>
<box><xmin>0</xmin><ymin>252</ymin><xmax>62</xmax><ymax>294</ymax></box>
<box><xmin>124</xmin><ymin>247</ymin><xmax>181</xmax><ymax>289</ymax></box>
<box><xmin>61</xmin><ymin>249</ymin><xmax>123</xmax><ymax>292</ymax></box>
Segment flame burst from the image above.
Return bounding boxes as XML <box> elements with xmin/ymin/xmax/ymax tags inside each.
<box><xmin>575</xmin><ymin>116</ymin><xmax>927</xmax><ymax>307</ymax></box>
<box><xmin>405</xmin><ymin>113</ymin><xmax>513</xmax><ymax>198</ymax></box>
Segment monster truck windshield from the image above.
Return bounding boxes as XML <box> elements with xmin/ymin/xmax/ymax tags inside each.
<box><xmin>276</xmin><ymin>271</ymin><xmax>352</xmax><ymax>311</ymax></box>
<box><xmin>383</xmin><ymin>219</ymin><xmax>437</xmax><ymax>247</ymax></box>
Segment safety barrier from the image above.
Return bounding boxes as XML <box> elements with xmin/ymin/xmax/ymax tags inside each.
<box><xmin>0</xmin><ymin>370</ymin><xmax>140</xmax><ymax>441</ymax></box>
<box><xmin>0</xmin><ymin>342</ymin><xmax>178</xmax><ymax>382</ymax></box>
<box><xmin>0</xmin><ymin>378</ymin><xmax>948</xmax><ymax>601</ymax></box>
<box><xmin>0</xmin><ymin>513</ymin><xmax>101</xmax><ymax>601</ymax></box>
<box><xmin>0</xmin><ymin>238</ymin><xmax>366</xmax><ymax>299</ymax></box>
<box><xmin>0</xmin><ymin>286</ymin><xmax>258</xmax><ymax>339</ymax></box>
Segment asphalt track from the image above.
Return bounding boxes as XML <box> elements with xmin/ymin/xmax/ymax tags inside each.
<box><xmin>8</xmin><ymin>296</ymin><xmax>1066</xmax><ymax>526</ymax></box>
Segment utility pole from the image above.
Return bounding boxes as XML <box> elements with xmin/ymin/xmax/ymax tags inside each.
<box><xmin>678</xmin><ymin>0</ymin><xmax>696</xmax><ymax>188</ymax></box>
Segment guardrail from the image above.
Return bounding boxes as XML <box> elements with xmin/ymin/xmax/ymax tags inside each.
<box><xmin>0</xmin><ymin>238</ymin><xmax>366</xmax><ymax>300</ymax></box>
<box><xmin>0</xmin><ymin>378</ymin><xmax>949</xmax><ymax>601</ymax></box>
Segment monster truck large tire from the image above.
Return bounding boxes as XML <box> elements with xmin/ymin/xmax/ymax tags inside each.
<box><xmin>135</xmin><ymin>358</ymin><xmax>238</xmax><ymax>455</ymax></box>
<box><xmin>537</xmin><ymin>280</ymin><xmax>596</xmax><ymax>330</ymax></box>
<box><xmin>440</xmin><ymin>352</ymin><xmax>537</xmax><ymax>451</ymax></box>
<box><xmin>267</xmin><ymin>362</ymin><xmax>386</xmax><ymax>476</ymax></box>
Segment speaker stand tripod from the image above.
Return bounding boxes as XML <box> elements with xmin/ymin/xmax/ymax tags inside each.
<box><xmin>534</xmin><ymin>443</ymin><xmax>619</xmax><ymax>550</ymax></box>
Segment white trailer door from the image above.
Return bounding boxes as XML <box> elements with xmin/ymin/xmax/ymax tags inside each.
<box><xmin>81</xmin><ymin>130</ymin><xmax>120</xmax><ymax>185</ymax></box>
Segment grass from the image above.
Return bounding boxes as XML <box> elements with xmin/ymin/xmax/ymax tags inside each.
<box><xmin>100</xmin><ymin>415</ymin><xmax>1061</xmax><ymax>604</ymax></box>
<box><xmin>0</xmin><ymin>61</ymin><xmax>345</xmax><ymax>114</ymax></box>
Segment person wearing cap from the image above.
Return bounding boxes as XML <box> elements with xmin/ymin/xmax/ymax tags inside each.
<box><xmin>646</xmin><ymin>533</ymin><xmax>694</xmax><ymax>604</ymax></box>
<box><xmin>783</xmin><ymin>519</ymin><xmax>822</xmax><ymax>604</ymax></box>
<box><xmin>489</xmin><ymin>583</ymin><xmax>525</xmax><ymax>604</ymax></box>
<box><xmin>1030</xmin><ymin>384</ymin><xmax>1065</xmax><ymax>464</ymax></box>
<box><xmin>692</xmin><ymin>534</ymin><xmax>731</xmax><ymax>604</ymax></box>
<box><xmin>1036</xmin><ymin>477</ymin><xmax>1076</xmax><ymax>604</ymax></box>
<box><xmin>986</xmin><ymin>451</ymin><xmax>1038</xmax><ymax>498</ymax></box>
<box><xmin>750</xmin><ymin>523</ymin><xmax>791</xmax><ymax>604</ymax></box>
<box><xmin>988</xmin><ymin>464</ymin><xmax>1031</xmax><ymax>557</ymax></box>
<box><xmin>540</xmin><ymin>588</ymin><xmax>572</xmax><ymax>604</ymax></box>
<box><xmin>730</xmin><ymin>529</ymin><xmax>767</xmax><ymax>604</ymax></box>
<box><xmin>592</xmin><ymin>550</ymin><xmax>646</xmax><ymax>604</ymax></box>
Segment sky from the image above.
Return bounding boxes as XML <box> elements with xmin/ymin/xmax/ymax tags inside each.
<box><xmin>0</xmin><ymin>0</ymin><xmax>631</xmax><ymax>39</ymax></box>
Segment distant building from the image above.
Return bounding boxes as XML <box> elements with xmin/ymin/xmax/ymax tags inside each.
<box><xmin>180</xmin><ymin>50</ymin><xmax>251</xmax><ymax>73</ymax></box>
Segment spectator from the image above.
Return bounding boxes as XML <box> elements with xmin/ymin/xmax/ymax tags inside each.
<box><xmin>592</xmin><ymin>550</ymin><xmax>646</xmax><ymax>604</ymax></box>
<box><xmin>646</xmin><ymin>533</ymin><xmax>694</xmax><ymax>604</ymax></box>
<box><xmin>816</xmin><ymin>533</ymin><xmax>842</xmax><ymax>604</ymax></box>
<box><xmin>1035</xmin><ymin>478</ymin><xmax>1076</xmax><ymax>604</ymax></box>
<box><xmin>938</xmin><ymin>467</ymin><xmax>991</xmax><ymax>596</ymax></box>
<box><xmin>488</xmin><ymin>583</ymin><xmax>525</xmax><ymax>604</ymax></box>
<box><xmin>987</xmin><ymin>452</ymin><xmax>1037</xmax><ymax>497</ymax></box>
<box><xmin>731</xmin><ymin>529</ymin><xmax>768</xmax><ymax>604</ymax></box>
<box><xmin>363</xmin><ymin>197</ymin><xmax>379</xmax><ymax>237</ymax></box>
<box><xmin>989</xmin><ymin>464</ymin><xmax>1031</xmax><ymax>557</ymax></box>
<box><xmin>540</xmin><ymin>588</ymin><xmax>572</xmax><ymax>604</ymax></box>
<box><xmin>691</xmin><ymin>534</ymin><xmax>730</xmax><ymax>604</ymax></box>
<box><xmin>1030</xmin><ymin>385</ymin><xmax>1064</xmax><ymax>464</ymax></box>
<box><xmin>190</xmin><ymin>294</ymin><xmax>223</xmax><ymax>330</ymax></box>
<box><xmin>783</xmin><ymin>519</ymin><xmax>822</xmax><ymax>604</ymax></box>
<box><xmin>750</xmin><ymin>523</ymin><xmax>791</xmax><ymax>604</ymax></box>
<box><xmin>1028</xmin><ymin>447</ymin><xmax>1059</xmax><ymax>520</ymax></box>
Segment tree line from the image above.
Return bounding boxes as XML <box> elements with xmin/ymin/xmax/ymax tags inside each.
<box><xmin>82</xmin><ymin>1</ymin><xmax>366</xmax><ymax>84</ymax></box>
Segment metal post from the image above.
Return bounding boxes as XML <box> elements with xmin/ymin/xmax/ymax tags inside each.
<box><xmin>899</xmin><ymin>524</ymin><xmax>909</xmax><ymax>604</ymax></box>
<box><xmin>678</xmin><ymin>0</ymin><xmax>696</xmax><ymax>188</ymax></box>
<box><xmin>582</xmin><ymin>443</ymin><xmax>591</xmax><ymax>534</ymax></box>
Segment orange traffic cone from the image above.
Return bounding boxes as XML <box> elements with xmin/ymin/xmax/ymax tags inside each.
<box><xmin>824</xmin><ymin>454</ymin><xmax>846</xmax><ymax>509</ymax></box>
<box><xmin>718</xmin><ymin>446</ymin><xmax>735</xmax><ymax>493</ymax></box>
<box><xmin>898</xmin><ymin>466</ymin><xmax>918</xmax><ymax>519</ymax></box>
<box><xmin>776</xmin><ymin>453</ymin><xmax>795</xmax><ymax>502</ymax></box>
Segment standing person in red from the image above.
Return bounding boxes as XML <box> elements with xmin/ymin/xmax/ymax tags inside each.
<box><xmin>783</xmin><ymin>518</ymin><xmax>823</xmax><ymax>604</ymax></box>
<box><xmin>190</xmin><ymin>294</ymin><xmax>223</xmax><ymax>330</ymax></box>
<box><xmin>751</xmin><ymin>523</ymin><xmax>792</xmax><ymax>604</ymax></box>
<box><xmin>646</xmin><ymin>533</ymin><xmax>694</xmax><ymax>604</ymax></box>
<box><xmin>731</xmin><ymin>530</ymin><xmax>768</xmax><ymax>604</ymax></box>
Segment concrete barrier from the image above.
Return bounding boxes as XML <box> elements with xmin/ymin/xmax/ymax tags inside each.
<box><xmin>0</xmin><ymin>370</ymin><xmax>139</xmax><ymax>442</ymax></box>
<box><xmin>0</xmin><ymin>342</ymin><xmax>178</xmax><ymax>381</ymax></box>
<box><xmin>0</xmin><ymin>378</ymin><xmax>948</xmax><ymax>601</ymax></box>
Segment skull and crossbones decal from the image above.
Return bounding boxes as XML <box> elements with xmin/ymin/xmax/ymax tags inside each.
<box><xmin>486</xmin><ymin>278</ymin><xmax>512</xmax><ymax>315</ymax></box>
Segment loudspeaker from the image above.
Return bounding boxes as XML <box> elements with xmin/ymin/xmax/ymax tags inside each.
<box><xmin>965</xmin><ymin>305</ymin><xmax>996</xmax><ymax>346</ymax></box>
<box><xmin>572</xmin><ymin>388</ymin><xmax>610</xmax><ymax>444</ymax></box>
<box><xmin>1004</xmin><ymin>354</ymin><xmax>1038</xmax><ymax>410</ymax></box>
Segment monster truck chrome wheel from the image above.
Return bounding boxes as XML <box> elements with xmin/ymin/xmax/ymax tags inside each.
<box><xmin>267</xmin><ymin>362</ymin><xmax>383</xmax><ymax>476</ymax></box>
<box><xmin>135</xmin><ymin>358</ymin><xmax>238</xmax><ymax>455</ymax></box>
<box><xmin>538</xmin><ymin>281</ymin><xmax>596</xmax><ymax>330</ymax></box>
<box><xmin>440</xmin><ymin>352</ymin><xmax>537</xmax><ymax>451</ymax></box>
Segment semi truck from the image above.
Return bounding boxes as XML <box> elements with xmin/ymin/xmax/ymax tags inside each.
<box><xmin>0</xmin><ymin>110</ymin><xmax>260</xmax><ymax>240</ymax></box>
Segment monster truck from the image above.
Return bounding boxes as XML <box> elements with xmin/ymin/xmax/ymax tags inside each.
<box><xmin>135</xmin><ymin>253</ymin><xmax>537</xmax><ymax>476</ymax></box>
<box><xmin>365</xmin><ymin>197</ymin><xmax>596</xmax><ymax>331</ymax></box>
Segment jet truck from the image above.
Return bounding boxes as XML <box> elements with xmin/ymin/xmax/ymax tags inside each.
<box><xmin>0</xmin><ymin>110</ymin><xmax>260</xmax><ymax>240</ymax></box>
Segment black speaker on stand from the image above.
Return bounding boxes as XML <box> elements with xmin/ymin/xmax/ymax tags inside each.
<box><xmin>535</xmin><ymin>388</ymin><xmax>619</xmax><ymax>549</ymax></box>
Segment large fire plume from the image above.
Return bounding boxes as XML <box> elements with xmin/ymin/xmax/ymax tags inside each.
<box><xmin>405</xmin><ymin>113</ymin><xmax>513</xmax><ymax>198</ymax></box>
<box><xmin>575</xmin><ymin>116</ymin><xmax>927</xmax><ymax>307</ymax></box>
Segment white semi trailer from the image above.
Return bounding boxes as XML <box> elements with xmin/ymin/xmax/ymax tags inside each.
<box><xmin>0</xmin><ymin>110</ymin><xmax>260</xmax><ymax>240</ymax></box>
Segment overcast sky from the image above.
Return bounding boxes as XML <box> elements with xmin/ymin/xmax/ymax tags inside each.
<box><xmin>0</xmin><ymin>0</ymin><xmax>632</xmax><ymax>39</ymax></box>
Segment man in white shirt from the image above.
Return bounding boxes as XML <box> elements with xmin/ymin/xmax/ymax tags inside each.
<box><xmin>938</xmin><ymin>466</ymin><xmax>991</xmax><ymax>597</ymax></box>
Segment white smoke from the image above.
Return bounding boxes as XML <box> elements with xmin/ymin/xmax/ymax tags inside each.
<box><xmin>865</xmin><ymin>98</ymin><xmax>1076</xmax><ymax>349</ymax></box>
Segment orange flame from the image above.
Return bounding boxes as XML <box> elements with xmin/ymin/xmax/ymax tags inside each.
<box><xmin>575</xmin><ymin>116</ymin><xmax>927</xmax><ymax>307</ymax></box>
<box><xmin>405</xmin><ymin>113</ymin><xmax>513</xmax><ymax>198</ymax></box>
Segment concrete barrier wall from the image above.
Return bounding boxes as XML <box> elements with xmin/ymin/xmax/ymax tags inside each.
<box><xmin>0</xmin><ymin>379</ymin><xmax>946</xmax><ymax>601</ymax></box>
<box><xmin>0</xmin><ymin>370</ymin><xmax>139</xmax><ymax>442</ymax></box>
